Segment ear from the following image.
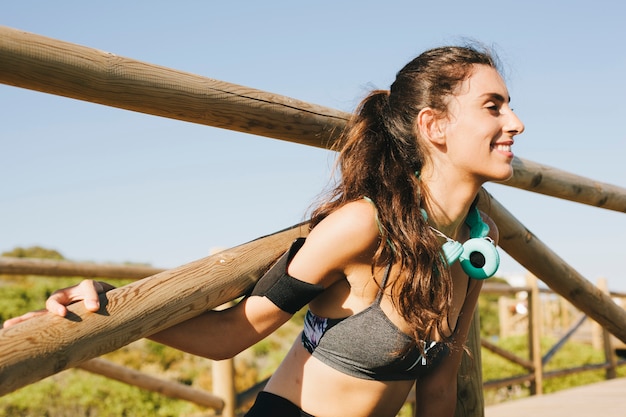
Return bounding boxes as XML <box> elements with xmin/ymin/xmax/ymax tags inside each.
<box><xmin>416</xmin><ymin>108</ymin><xmax>446</xmax><ymax>145</ymax></box>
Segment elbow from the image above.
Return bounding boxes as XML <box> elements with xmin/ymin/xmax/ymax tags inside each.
<box><xmin>195</xmin><ymin>336</ymin><xmax>247</xmax><ymax>361</ymax></box>
<box><xmin>204</xmin><ymin>346</ymin><xmax>244</xmax><ymax>362</ymax></box>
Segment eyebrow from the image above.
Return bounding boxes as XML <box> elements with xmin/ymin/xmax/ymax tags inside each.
<box><xmin>482</xmin><ymin>92</ymin><xmax>511</xmax><ymax>103</ymax></box>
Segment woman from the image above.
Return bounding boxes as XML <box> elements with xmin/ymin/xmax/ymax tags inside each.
<box><xmin>5</xmin><ymin>45</ymin><xmax>524</xmax><ymax>416</ymax></box>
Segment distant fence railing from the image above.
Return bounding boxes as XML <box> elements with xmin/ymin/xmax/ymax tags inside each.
<box><xmin>1</xmin><ymin>25</ymin><xmax>626</xmax><ymax>417</ymax></box>
<box><xmin>1</xmin><ymin>261</ymin><xmax>624</xmax><ymax>415</ymax></box>
<box><xmin>481</xmin><ymin>276</ymin><xmax>626</xmax><ymax>396</ymax></box>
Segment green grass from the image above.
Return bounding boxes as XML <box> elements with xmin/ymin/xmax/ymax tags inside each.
<box><xmin>482</xmin><ymin>334</ymin><xmax>626</xmax><ymax>405</ymax></box>
<box><xmin>0</xmin><ymin>370</ymin><xmax>204</xmax><ymax>417</ymax></box>
<box><xmin>1</xmin><ymin>273</ymin><xmax>624</xmax><ymax>416</ymax></box>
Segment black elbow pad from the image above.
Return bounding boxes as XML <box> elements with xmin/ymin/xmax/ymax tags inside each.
<box><xmin>250</xmin><ymin>238</ymin><xmax>324</xmax><ymax>314</ymax></box>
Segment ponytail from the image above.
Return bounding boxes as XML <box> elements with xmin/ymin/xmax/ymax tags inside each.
<box><xmin>310</xmin><ymin>45</ymin><xmax>499</xmax><ymax>347</ymax></box>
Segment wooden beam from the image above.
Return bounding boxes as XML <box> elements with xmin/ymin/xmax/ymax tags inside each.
<box><xmin>502</xmin><ymin>158</ymin><xmax>626</xmax><ymax>213</ymax></box>
<box><xmin>477</xmin><ymin>189</ymin><xmax>626</xmax><ymax>344</ymax></box>
<box><xmin>0</xmin><ymin>257</ymin><xmax>164</xmax><ymax>280</ymax></box>
<box><xmin>78</xmin><ymin>358</ymin><xmax>224</xmax><ymax>411</ymax></box>
<box><xmin>1</xmin><ymin>26</ymin><xmax>624</xmax><ymax>213</ymax></box>
<box><xmin>0</xmin><ymin>223</ymin><xmax>309</xmax><ymax>396</ymax></box>
<box><xmin>1</xmin><ymin>24</ymin><xmax>625</xmax><ymax>407</ymax></box>
<box><xmin>0</xmin><ymin>25</ymin><xmax>349</xmax><ymax>148</ymax></box>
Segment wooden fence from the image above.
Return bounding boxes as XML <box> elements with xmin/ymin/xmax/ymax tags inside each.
<box><xmin>1</xmin><ymin>263</ymin><xmax>623</xmax><ymax>416</ymax></box>
<box><xmin>1</xmin><ymin>25</ymin><xmax>626</xmax><ymax>416</ymax></box>
<box><xmin>482</xmin><ymin>275</ymin><xmax>626</xmax><ymax>396</ymax></box>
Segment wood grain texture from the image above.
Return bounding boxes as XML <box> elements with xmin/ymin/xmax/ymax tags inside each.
<box><xmin>502</xmin><ymin>158</ymin><xmax>626</xmax><ymax>212</ymax></box>
<box><xmin>0</xmin><ymin>223</ymin><xmax>309</xmax><ymax>395</ymax></box>
<box><xmin>0</xmin><ymin>26</ymin><xmax>349</xmax><ymax>148</ymax></box>
<box><xmin>1</xmin><ymin>26</ymin><xmax>624</xmax><ymax>212</ymax></box>
<box><xmin>2</xmin><ymin>25</ymin><xmax>625</xmax><ymax>411</ymax></box>
<box><xmin>477</xmin><ymin>189</ymin><xmax>626</xmax><ymax>344</ymax></box>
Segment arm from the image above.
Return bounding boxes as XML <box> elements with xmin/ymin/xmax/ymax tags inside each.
<box><xmin>148</xmin><ymin>296</ymin><xmax>293</xmax><ymax>360</ymax></box>
<box><xmin>414</xmin><ymin>213</ymin><xmax>496</xmax><ymax>416</ymax></box>
<box><xmin>4</xmin><ymin>202</ymin><xmax>379</xmax><ymax>359</ymax></box>
<box><xmin>173</xmin><ymin>202</ymin><xmax>382</xmax><ymax>359</ymax></box>
<box><xmin>413</xmin><ymin>278</ymin><xmax>483</xmax><ymax>417</ymax></box>
<box><xmin>2</xmin><ymin>277</ymin><xmax>294</xmax><ymax>359</ymax></box>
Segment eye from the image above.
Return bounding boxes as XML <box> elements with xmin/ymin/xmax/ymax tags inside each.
<box><xmin>485</xmin><ymin>103</ymin><xmax>500</xmax><ymax>112</ymax></box>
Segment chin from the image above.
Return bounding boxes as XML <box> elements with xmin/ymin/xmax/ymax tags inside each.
<box><xmin>482</xmin><ymin>166</ymin><xmax>514</xmax><ymax>183</ymax></box>
<box><xmin>495</xmin><ymin>169</ymin><xmax>514</xmax><ymax>181</ymax></box>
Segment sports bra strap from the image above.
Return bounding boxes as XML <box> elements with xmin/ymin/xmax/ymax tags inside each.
<box><xmin>375</xmin><ymin>262</ymin><xmax>393</xmax><ymax>303</ymax></box>
<box><xmin>363</xmin><ymin>196</ymin><xmax>393</xmax><ymax>304</ymax></box>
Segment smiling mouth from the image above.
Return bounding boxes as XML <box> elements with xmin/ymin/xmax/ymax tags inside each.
<box><xmin>492</xmin><ymin>144</ymin><xmax>512</xmax><ymax>152</ymax></box>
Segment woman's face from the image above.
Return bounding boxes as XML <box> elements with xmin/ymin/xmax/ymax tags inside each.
<box><xmin>442</xmin><ymin>65</ymin><xmax>525</xmax><ymax>183</ymax></box>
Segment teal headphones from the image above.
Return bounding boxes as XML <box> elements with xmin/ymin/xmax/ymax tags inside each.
<box><xmin>423</xmin><ymin>206</ymin><xmax>499</xmax><ymax>280</ymax></box>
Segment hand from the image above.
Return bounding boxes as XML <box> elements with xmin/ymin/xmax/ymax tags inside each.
<box><xmin>2</xmin><ymin>309</ymin><xmax>47</xmax><ymax>328</ymax></box>
<box><xmin>2</xmin><ymin>279</ymin><xmax>114</xmax><ymax>328</ymax></box>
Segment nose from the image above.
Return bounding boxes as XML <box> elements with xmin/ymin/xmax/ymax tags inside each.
<box><xmin>506</xmin><ymin>109</ymin><xmax>525</xmax><ymax>136</ymax></box>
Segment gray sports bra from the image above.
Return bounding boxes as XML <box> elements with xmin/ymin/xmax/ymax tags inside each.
<box><xmin>301</xmin><ymin>263</ymin><xmax>448</xmax><ymax>381</ymax></box>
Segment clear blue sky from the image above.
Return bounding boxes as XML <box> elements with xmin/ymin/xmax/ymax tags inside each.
<box><xmin>2</xmin><ymin>1</ymin><xmax>625</xmax><ymax>292</ymax></box>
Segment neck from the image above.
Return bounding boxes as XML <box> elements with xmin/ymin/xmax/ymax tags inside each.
<box><xmin>420</xmin><ymin>172</ymin><xmax>482</xmax><ymax>240</ymax></box>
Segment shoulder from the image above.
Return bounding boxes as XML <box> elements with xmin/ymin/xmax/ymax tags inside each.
<box><xmin>287</xmin><ymin>199</ymin><xmax>381</xmax><ymax>285</ymax></box>
<box><xmin>315</xmin><ymin>199</ymin><xmax>382</xmax><ymax>253</ymax></box>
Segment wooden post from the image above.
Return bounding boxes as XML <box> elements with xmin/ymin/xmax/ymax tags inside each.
<box><xmin>2</xmin><ymin>23</ymin><xmax>626</xmax><ymax>410</ymax></box>
<box><xmin>455</xmin><ymin>308</ymin><xmax>484</xmax><ymax>417</ymax></box>
<box><xmin>211</xmin><ymin>294</ymin><xmax>237</xmax><ymax>417</ymax></box>
<box><xmin>559</xmin><ymin>296</ymin><xmax>570</xmax><ymax>332</ymax></box>
<box><xmin>477</xmin><ymin>189</ymin><xmax>626</xmax><ymax>346</ymax></box>
<box><xmin>212</xmin><ymin>358</ymin><xmax>236</xmax><ymax>417</ymax></box>
<box><xmin>0</xmin><ymin>223</ymin><xmax>309</xmax><ymax>396</ymax></box>
<box><xmin>526</xmin><ymin>274</ymin><xmax>543</xmax><ymax>395</ymax></box>
<box><xmin>597</xmin><ymin>278</ymin><xmax>618</xmax><ymax>379</ymax></box>
<box><xmin>498</xmin><ymin>296</ymin><xmax>510</xmax><ymax>340</ymax></box>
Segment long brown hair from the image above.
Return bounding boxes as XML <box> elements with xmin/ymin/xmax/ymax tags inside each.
<box><xmin>310</xmin><ymin>45</ymin><xmax>498</xmax><ymax>345</ymax></box>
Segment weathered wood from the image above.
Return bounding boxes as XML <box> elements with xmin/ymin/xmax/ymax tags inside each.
<box><xmin>0</xmin><ymin>257</ymin><xmax>164</xmax><ymax>279</ymax></box>
<box><xmin>502</xmin><ymin>158</ymin><xmax>626</xmax><ymax>213</ymax></box>
<box><xmin>527</xmin><ymin>274</ymin><xmax>543</xmax><ymax>395</ymax></box>
<box><xmin>1</xmin><ymin>24</ymin><xmax>626</xmax><ymax>413</ymax></box>
<box><xmin>0</xmin><ymin>25</ymin><xmax>349</xmax><ymax>148</ymax></box>
<box><xmin>78</xmin><ymin>358</ymin><xmax>224</xmax><ymax>411</ymax></box>
<box><xmin>1</xmin><ymin>26</ymin><xmax>625</xmax><ymax>214</ymax></box>
<box><xmin>477</xmin><ymin>189</ymin><xmax>626</xmax><ymax>344</ymax></box>
<box><xmin>212</xmin><ymin>301</ymin><xmax>237</xmax><ymax>417</ymax></box>
<box><xmin>597</xmin><ymin>278</ymin><xmax>618</xmax><ymax>379</ymax></box>
<box><xmin>0</xmin><ymin>223</ymin><xmax>309</xmax><ymax>396</ymax></box>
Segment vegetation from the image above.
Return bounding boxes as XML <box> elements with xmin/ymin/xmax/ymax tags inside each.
<box><xmin>0</xmin><ymin>247</ymin><xmax>623</xmax><ymax>416</ymax></box>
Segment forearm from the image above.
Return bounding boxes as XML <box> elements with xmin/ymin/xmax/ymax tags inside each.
<box><xmin>148</xmin><ymin>296</ymin><xmax>291</xmax><ymax>360</ymax></box>
<box><xmin>149</xmin><ymin>309</ymin><xmax>239</xmax><ymax>359</ymax></box>
<box><xmin>414</xmin><ymin>280</ymin><xmax>483</xmax><ymax>416</ymax></box>
<box><xmin>414</xmin><ymin>379</ymin><xmax>457</xmax><ymax>417</ymax></box>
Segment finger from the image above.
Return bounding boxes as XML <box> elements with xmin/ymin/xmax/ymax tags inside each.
<box><xmin>45</xmin><ymin>279</ymin><xmax>102</xmax><ymax>316</ymax></box>
<box><xmin>2</xmin><ymin>310</ymin><xmax>47</xmax><ymax>328</ymax></box>
<box><xmin>45</xmin><ymin>295</ymin><xmax>70</xmax><ymax>317</ymax></box>
<box><xmin>78</xmin><ymin>279</ymin><xmax>102</xmax><ymax>312</ymax></box>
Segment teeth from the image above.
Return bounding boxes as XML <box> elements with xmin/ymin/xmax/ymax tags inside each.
<box><xmin>493</xmin><ymin>144</ymin><xmax>511</xmax><ymax>152</ymax></box>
